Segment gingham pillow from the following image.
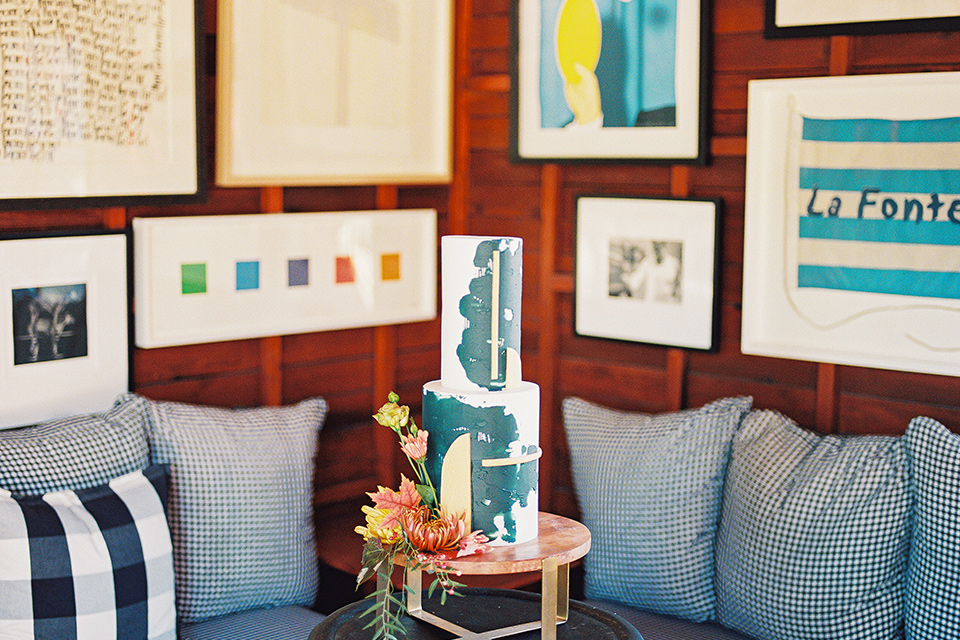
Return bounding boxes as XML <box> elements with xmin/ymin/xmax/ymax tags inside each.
<box><xmin>562</xmin><ymin>395</ymin><xmax>752</xmax><ymax>622</ymax></box>
<box><xmin>904</xmin><ymin>416</ymin><xmax>960</xmax><ymax>639</ymax></box>
<box><xmin>714</xmin><ymin>410</ymin><xmax>911</xmax><ymax>640</ymax></box>
<box><xmin>0</xmin><ymin>393</ymin><xmax>150</xmax><ymax>495</ymax></box>
<box><xmin>144</xmin><ymin>397</ymin><xmax>327</xmax><ymax>624</ymax></box>
<box><xmin>0</xmin><ymin>464</ymin><xmax>175</xmax><ymax>640</ymax></box>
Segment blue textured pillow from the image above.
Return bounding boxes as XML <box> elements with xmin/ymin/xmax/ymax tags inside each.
<box><xmin>145</xmin><ymin>396</ymin><xmax>327</xmax><ymax>624</ymax></box>
<box><xmin>562</xmin><ymin>396</ymin><xmax>752</xmax><ymax>622</ymax></box>
<box><xmin>714</xmin><ymin>410</ymin><xmax>910</xmax><ymax>640</ymax></box>
<box><xmin>0</xmin><ymin>393</ymin><xmax>150</xmax><ymax>495</ymax></box>
<box><xmin>0</xmin><ymin>464</ymin><xmax>176</xmax><ymax>640</ymax></box>
<box><xmin>904</xmin><ymin>416</ymin><xmax>960</xmax><ymax>639</ymax></box>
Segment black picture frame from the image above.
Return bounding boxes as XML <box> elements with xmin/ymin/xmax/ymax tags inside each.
<box><xmin>0</xmin><ymin>1</ymin><xmax>206</xmax><ymax>210</ymax></box>
<box><xmin>765</xmin><ymin>0</ymin><xmax>960</xmax><ymax>38</ymax></box>
<box><xmin>574</xmin><ymin>194</ymin><xmax>721</xmax><ymax>351</ymax></box>
<box><xmin>510</xmin><ymin>0</ymin><xmax>710</xmax><ymax>165</ymax></box>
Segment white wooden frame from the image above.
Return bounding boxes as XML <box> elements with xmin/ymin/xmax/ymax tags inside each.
<box><xmin>133</xmin><ymin>210</ymin><xmax>437</xmax><ymax>348</ymax></box>
<box><xmin>766</xmin><ymin>0</ymin><xmax>960</xmax><ymax>36</ymax></box>
<box><xmin>511</xmin><ymin>0</ymin><xmax>708</xmax><ymax>163</ymax></box>
<box><xmin>742</xmin><ymin>73</ymin><xmax>960</xmax><ymax>377</ymax></box>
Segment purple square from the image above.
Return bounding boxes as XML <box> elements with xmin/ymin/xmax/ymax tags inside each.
<box><xmin>288</xmin><ymin>259</ymin><xmax>309</xmax><ymax>287</ymax></box>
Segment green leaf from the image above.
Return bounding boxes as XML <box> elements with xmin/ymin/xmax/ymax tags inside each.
<box><xmin>415</xmin><ymin>483</ymin><xmax>436</xmax><ymax>506</ymax></box>
<box><xmin>356</xmin><ymin>566</ymin><xmax>371</xmax><ymax>588</ymax></box>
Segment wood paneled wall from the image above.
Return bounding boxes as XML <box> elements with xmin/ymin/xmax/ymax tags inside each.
<box><xmin>461</xmin><ymin>0</ymin><xmax>960</xmax><ymax>518</ymax></box>
<box><xmin>2</xmin><ymin>0</ymin><xmax>959</xmax><ymax>525</ymax></box>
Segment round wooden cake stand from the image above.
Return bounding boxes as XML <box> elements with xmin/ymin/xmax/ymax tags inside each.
<box><xmin>387</xmin><ymin>512</ymin><xmax>591</xmax><ymax>640</ymax></box>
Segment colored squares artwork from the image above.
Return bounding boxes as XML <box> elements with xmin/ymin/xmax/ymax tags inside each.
<box><xmin>335</xmin><ymin>256</ymin><xmax>355</xmax><ymax>284</ymax></box>
<box><xmin>381</xmin><ymin>253</ymin><xmax>401</xmax><ymax>281</ymax></box>
<box><xmin>133</xmin><ymin>210</ymin><xmax>436</xmax><ymax>349</ymax></box>
<box><xmin>288</xmin><ymin>259</ymin><xmax>309</xmax><ymax>287</ymax></box>
<box><xmin>236</xmin><ymin>261</ymin><xmax>259</xmax><ymax>290</ymax></box>
<box><xmin>181</xmin><ymin>263</ymin><xmax>206</xmax><ymax>294</ymax></box>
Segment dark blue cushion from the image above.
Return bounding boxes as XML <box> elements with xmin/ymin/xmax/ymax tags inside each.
<box><xmin>179</xmin><ymin>605</ymin><xmax>324</xmax><ymax>640</ymax></box>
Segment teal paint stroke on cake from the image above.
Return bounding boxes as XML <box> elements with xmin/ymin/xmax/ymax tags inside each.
<box><xmin>423</xmin><ymin>393</ymin><xmax>537</xmax><ymax>544</ymax></box>
<box><xmin>456</xmin><ymin>239</ymin><xmax>522</xmax><ymax>390</ymax></box>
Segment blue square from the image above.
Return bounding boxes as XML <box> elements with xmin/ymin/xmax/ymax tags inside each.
<box><xmin>236</xmin><ymin>261</ymin><xmax>259</xmax><ymax>291</ymax></box>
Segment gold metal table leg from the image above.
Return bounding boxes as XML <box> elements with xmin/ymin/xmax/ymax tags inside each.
<box><xmin>403</xmin><ymin>561</ymin><xmax>571</xmax><ymax>639</ymax></box>
<box><xmin>541</xmin><ymin>558</ymin><xmax>570</xmax><ymax>640</ymax></box>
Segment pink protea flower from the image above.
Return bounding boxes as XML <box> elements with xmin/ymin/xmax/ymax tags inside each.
<box><xmin>400</xmin><ymin>429</ymin><xmax>429</xmax><ymax>460</ymax></box>
<box><xmin>457</xmin><ymin>529</ymin><xmax>491</xmax><ymax>558</ymax></box>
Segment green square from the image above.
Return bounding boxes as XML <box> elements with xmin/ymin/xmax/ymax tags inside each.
<box><xmin>181</xmin><ymin>263</ymin><xmax>207</xmax><ymax>294</ymax></box>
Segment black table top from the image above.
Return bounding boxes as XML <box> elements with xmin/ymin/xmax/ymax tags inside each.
<box><xmin>309</xmin><ymin>588</ymin><xmax>642</xmax><ymax>640</ymax></box>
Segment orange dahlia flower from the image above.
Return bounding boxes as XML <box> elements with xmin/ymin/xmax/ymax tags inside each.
<box><xmin>402</xmin><ymin>506</ymin><xmax>466</xmax><ymax>555</ymax></box>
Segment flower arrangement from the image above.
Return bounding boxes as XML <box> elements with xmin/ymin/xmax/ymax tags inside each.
<box><xmin>355</xmin><ymin>392</ymin><xmax>490</xmax><ymax>639</ymax></box>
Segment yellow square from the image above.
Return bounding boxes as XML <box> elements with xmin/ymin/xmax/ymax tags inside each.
<box><xmin>381</xmin><ymin>253</ymin><xmax>401</xmax><ymax>281</ymax></box>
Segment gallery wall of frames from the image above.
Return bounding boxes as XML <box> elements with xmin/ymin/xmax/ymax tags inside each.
<box><xmin>1</xmin><ymin>0</ymin><xmax>959</xmax><ymax>523</ymax></box>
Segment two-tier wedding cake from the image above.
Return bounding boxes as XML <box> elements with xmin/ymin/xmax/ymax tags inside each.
<box><xmin>422</xmin><ymin>236</ymin><xmax>540</xmax><ymax>546</ymax></box>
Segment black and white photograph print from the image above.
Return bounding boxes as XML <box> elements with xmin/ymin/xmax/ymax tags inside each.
<box><xmin>0</xmin><ymin>230</ymin><xmax>128</xmax><ymax>430</ymax></box>
<box><xmin>576</xmin><ymin>195</ymin><xmax>719</xmax><ymax>351</ymax></box>
<box><xmin>12</xmin><ymin>284</ymin><xmax>88</xmax><ymax>365</ymax></box>
<box><xmin>608</xmin><ymin>238</ymin><xmax>683</xmax><ymax>303</ymax></box>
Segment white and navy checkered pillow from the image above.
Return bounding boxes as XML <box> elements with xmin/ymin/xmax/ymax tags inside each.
<box><xmin>0</xmin><ymin>464</ymin><xmax>176</xmax><ymax>640</ymax></box>
<box><xmin>0</xmin><ymin>394</ymin><xmax>150</xmax><ymax>495</ymax></box>
<box><xmin>904</xmin><ymin>416</ymin><xmax>960</xmax><ymax>639</ymax></box>
<box><xmin>145</xmin><ymin>397</ymin><xmax>327</xmax><ymax>624</ymax></box>
<box><xmin>562</xmin><ymin>396</ymin><xmax>752</xmax><ymax>622</ymax></box>
<box><xmin>714</xmin><ymin>410</ymin><xmax>911</xmax><ymax>640</ymax></box>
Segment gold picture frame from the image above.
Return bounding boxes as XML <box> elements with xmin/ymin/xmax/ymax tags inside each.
<box><xmin>216</xmin><ymin>0</ymin><xmax>454</xmax><ymax>186</ymax></box>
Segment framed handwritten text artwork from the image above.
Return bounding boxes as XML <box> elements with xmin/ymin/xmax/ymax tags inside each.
<box><xmin>0</xmin><ymin>230</ymin><xmax>129</xmax><ymax>429</ymax></box>
<box><xmin>742</xmin><ymin>73</ymin><xmax>960</xmax><ymax>378</ymax></box>
<box><xmin>510</xmin><ymin>0</ymin><xmax>708</xmax><ymax>163</ymax></box>
<box><xmin>0</xmin><ymin>2</ymin><xmax>205</xmax><ymax>209</ymax></box>
<box><xmin>765</xmin><ymin>0</ymin><xmax>960</xmax><ymax>37</ymax></box>
<box><xmin>133</xmin><ymin>210</ymin><xmax>437</xmax><ymax>348</ymax></box>
<box><xmin>215</xmin><ymin>0</ymin><xmax>453</xmax><ymax>186</ymax></box>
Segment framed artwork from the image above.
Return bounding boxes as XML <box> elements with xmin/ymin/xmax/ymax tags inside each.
<box><xmin>0</xmin><ymin>1</ymin><xmax>205</xmax><ymax>209</ymax></box>
<box><xmin>742</xmin><ymin>72</ymin><xmax>960</xmax><ymax>378</ymax></box>
<box><xmin>766</xmin><ymin>0</ymin><xmax>960</xmax><ymax>37</ymax></box>
<box><xmin>575</xmin><ymin>196</ymin><xmax>720</xmax><ymax>350</ymax></box>
<box><xmin>0</xmin><ymin>231</ymin><xmax>129</xmax><ymax>430</ymax></box>
<box><xmin>133</xmin><ymin>210</ymin><xmax>437</xmax><ymax>348</ymax></box>
<box><xmin>216</xmin><ymin>0</ymin><xmax>453</xmax><ymax>186</ymax></box>
<box><xmin>510</xmin><ymin>0</ymin><xmax>708</xmax><ymax>163</ymax></box>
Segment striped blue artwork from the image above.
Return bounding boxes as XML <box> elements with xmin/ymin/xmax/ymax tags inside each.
<box><xmin>797</xmin><ymin>115</ymin><xmax>960</xmax><ymax>300</ymax></box>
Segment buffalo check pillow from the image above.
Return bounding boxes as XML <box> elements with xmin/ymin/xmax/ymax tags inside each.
<box><xmin>0</xmin><ymin>464</ymin><xmax>176</xmax><ymax>640</ymax></box>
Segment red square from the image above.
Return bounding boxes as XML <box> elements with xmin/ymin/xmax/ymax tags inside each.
<box><xmin>335</xmin><ymin>256</ymin><xmax>356</xmax><ymax>284</ymax></box>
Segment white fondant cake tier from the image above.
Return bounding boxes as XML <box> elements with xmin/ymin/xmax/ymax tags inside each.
<box><xmin>422</xmin><ymin>380</ymin><xmax>540</xmax><ymax>546</ymax></box>
<box><xmin>439</xmin><ymin>236</ymin><xmax>523</xmax><ymax>393</ymax></box>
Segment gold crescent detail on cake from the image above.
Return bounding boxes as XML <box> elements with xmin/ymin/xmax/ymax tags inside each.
<box><xmin>440</xmin><ymin>433</ymin><xmax>472</xmax><ymax>525</ymax></box>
